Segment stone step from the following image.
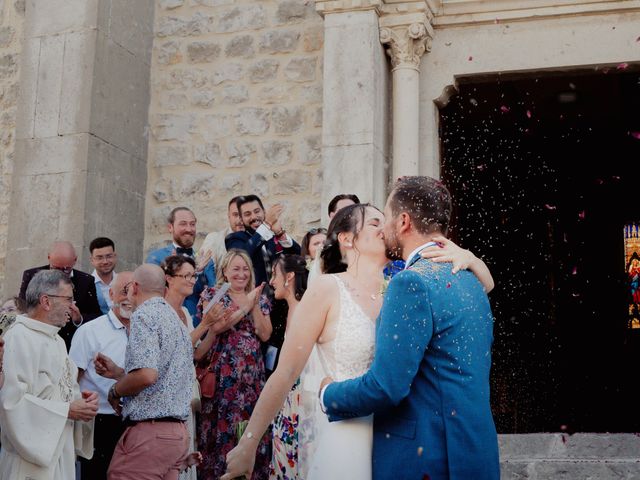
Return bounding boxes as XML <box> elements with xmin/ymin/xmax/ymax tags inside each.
<box><xmin>499</xmin><ymin>434</ymin><xmax>640</xmax><ymax>479</ymax></box>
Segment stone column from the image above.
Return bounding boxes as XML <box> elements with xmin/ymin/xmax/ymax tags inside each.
<box><xmin>315</xmin><ymin>0</ymin><xmax>390</xmax><ymax>214</ymax></box>
<box><xmin>379</xmin><ymin>6</ymin><xmax>432</xmax><ymax>179</ymax></box>
<box><xmin>3</xmin><ymin>0</ymin><xmax>154</xmax><ymax>297</ymax></box>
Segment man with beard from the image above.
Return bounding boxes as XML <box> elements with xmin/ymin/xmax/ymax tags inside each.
<box><xmin>146</xmin><ymin>207</ymin><xmax>215</xmax><ymax>317</ymax></box>
<box><xmin>225</xmin><ymin>195</ymin><xmax>300</xmax><ymax>374</ymax></box>
<box><xmin>0</xmin><ymin>270</ymin><xmax>97</xmax><ymax>479</ymax></box>
<box><xmin>200</xmin><ymin>196</ymin><xmax>245</xmax><ymax>272</ymax></box>
<box><xmin>70</xmin><ymin>271</ymin><xmax>134</xmax><ymax>480</ymax></box>
<box><xmin>321</xmin><ymin>176</ymin><xmax>500</xmax><ymax>480</ymax></box>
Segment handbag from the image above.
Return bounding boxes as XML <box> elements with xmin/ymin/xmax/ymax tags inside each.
<box><xmin>196</xmin><ymin>360</ymin><xmax>216</xmax><ymax>399</ymax></box>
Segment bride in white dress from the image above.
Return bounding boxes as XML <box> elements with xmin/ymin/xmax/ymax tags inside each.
<box><xmin>222</xmin><ymin>203</ymin><xmax>493</xmax><ymax>480</ymax></box>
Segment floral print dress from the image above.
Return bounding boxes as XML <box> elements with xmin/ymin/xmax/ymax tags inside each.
<box><xmin>196</xmin><ymin>288</ymin><xmax>272</xmax><ymax>480</ymax></box>
<box><xmin>269</xmin><ymin>378</ymin><xmax>301</xmax><ymax>480</ymax></box>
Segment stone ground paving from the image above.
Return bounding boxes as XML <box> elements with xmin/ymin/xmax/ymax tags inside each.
<box><xmin>499</xmin><ymin>433</ymin><xmax>640</xmax><ymax>479</ymax></box>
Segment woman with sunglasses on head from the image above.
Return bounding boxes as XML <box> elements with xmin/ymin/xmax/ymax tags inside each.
<box><xmin>195</xmin><ymin>249</ymin><xmax>273</xmax><ymax>480</ymax></box>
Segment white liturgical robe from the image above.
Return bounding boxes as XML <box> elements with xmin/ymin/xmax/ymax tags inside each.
<box><xmin>0</xmin><ymin>315</ymin><xmax>94</xmax><ymax>480</ymax></box>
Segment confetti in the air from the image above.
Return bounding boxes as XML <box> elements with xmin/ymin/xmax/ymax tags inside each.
<box><xmin>616</xmin><ymin>62</ymin><xmax>629</xmax><ymax>70</ymax></box>
<box><xmin>500</xmin><ymin>105</ymin><xmax>510</xmax><ymax>113</ymax></box>
<box><xmin>544</xmin><ymin>204</ymin><xmax>557</xmax><ymax>210</ymax></box>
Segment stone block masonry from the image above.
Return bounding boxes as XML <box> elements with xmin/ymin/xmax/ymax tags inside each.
<box><xmin>145</xmin><ymin>0</ymin><xmax>324</xmax><ymax>254</ymax></box>
<box><xmin>0</xmin><ymin>0</ymin><xmax>24</xmax><ymax>296</ymax></box>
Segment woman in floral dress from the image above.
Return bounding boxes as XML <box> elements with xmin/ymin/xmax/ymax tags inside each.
<box><xmin>268</xmin><ymin>255</ymin><xmax>309</xmax><ymax>480</ymax></box>
<box><xmin>195</xmin><ymin>249</ymin><xmax>273</xmax><ymax>480</ymax></box>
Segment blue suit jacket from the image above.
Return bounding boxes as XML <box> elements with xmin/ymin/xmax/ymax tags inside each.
<box><xmin>324</xmin><ymin>256</ymin><xmax>500</xmax><ymax>480</ymax></box>
<box><xmin>145</xmin><ymin>245</ymin><xmax>216</xmax><ymax>319</ymax></box>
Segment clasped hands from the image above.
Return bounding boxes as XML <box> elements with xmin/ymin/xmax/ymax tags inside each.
<box><xmin>69</xmin><ymin>390</ymin><xmax>99</xmax><ymax>422</ymax></box>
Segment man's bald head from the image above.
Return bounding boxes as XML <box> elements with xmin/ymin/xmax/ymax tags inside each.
<box><xmin>48</xmin><ymin>241</ymin><xmax>77</xmax><ymax>274</ymax></box>
<box><xmin>133</xmin><ymin>264</ymin><xmax>166</xmax><ymax>295</ymax></box>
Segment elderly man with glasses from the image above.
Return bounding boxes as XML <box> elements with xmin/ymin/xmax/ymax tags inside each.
<box><xmin>18</xmin><ymin>240</ymin><xmax>103</xmax><ymax>350</ymax></box>
<box><xmin>0</xmin><ymin>269</ymin><xmax>98</xmax><ymax>480</ymax></box>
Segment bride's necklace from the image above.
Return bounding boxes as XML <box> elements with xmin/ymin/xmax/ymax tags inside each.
<box><xmin>345</xmin><ymin>271</ymin><xmax>383</xmax><ymax>301</ymax></box>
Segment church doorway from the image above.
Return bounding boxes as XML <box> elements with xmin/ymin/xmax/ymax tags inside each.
<box><xmin>439</xmin><ymin>67</ymin><xmax>640</xmax><ymax>433</ymax></box>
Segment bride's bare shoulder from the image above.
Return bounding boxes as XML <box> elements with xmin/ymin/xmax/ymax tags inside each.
<box><xmin>304</xmin><ymin>273</ymin><xmax>338</xmax><ymax>299</ymax></box>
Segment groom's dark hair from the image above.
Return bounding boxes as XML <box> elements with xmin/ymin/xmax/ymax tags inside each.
<box><xmin>389</xmin><ymin>176</ymin><xmax>452</xmax><ymax>236</ymax></box>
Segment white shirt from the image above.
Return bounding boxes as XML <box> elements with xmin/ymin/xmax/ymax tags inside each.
<box><xmin>200</xmin><ymin>226</ymin><xmax>232</xmax><ymax>269</ymax></box>
<box><xmin>92</xmin><ymin>269</ymin><xmax>116</xmax><ymax>314</ymax></box>
<box><xmin>404</xmin><ymin>242</ymin><xmax>437</xmax><ymax>268</ymax></box>
<box><xmin>69</xmin><ymin>310</ymin><xmax>128</xmax><ymax>414</ymax></box>
<box><xmin>257</xmin><ymin>223</ymin><xmax>294</xmax><ymax>247</ymax></box>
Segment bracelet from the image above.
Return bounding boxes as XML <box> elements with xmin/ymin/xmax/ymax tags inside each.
<box><xmin>110</xmin><ymin>383</ymin><xmax>121</xmax><ymax>399</ymax></box>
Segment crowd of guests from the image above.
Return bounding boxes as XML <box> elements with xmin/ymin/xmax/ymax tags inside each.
<box><xmin>0</xmin><ymin>193</ymin><xmax>366</xmax><ymax>480</ymax></box>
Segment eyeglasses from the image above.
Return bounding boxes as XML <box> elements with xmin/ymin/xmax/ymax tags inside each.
<box><xmin>172</xmin><ymin>273</ymin><xmax>198</xmax><ymax>281</ymax></box>
<box><xmin>92</xmin><ymin>254</ymin><xmax>115</xmax><ymax>261</ymax></box>
<box><xmin>45</xmin><ymin>294</ymin><xmax>74</xmax><ymax>303</ymax></box>
<box><xmin>51</xmin><ymin>265</ymin><xmax>73</xmax><ymax>275</ymax></box>
<box><xmin>122</xmin><ymin>281</ymin><xmax>134</xmax><ymax>295</ymax></box>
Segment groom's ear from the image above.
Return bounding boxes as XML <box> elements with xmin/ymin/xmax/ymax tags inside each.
<box><xmin>398</xmin><ymin>212</ymin><xmax>411</xmax><ymax>234</ymax></box>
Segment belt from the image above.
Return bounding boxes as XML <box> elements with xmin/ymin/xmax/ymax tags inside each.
<box><xmin>123</xmin><ymin>417</ymin><xmax>184</xmax><ymax>427</ymax></box>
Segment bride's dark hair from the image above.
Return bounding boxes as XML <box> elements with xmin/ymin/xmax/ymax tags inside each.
<box><xmin>320</xmin><ymin>203</ymin><xmax>376</xmax><ymax>274</ymax></box>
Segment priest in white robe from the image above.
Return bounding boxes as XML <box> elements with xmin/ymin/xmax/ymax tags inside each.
<box><xmin>0</xmin><ymin>270</ymin><xmax>97</xmax><ymax>480</ymax></box>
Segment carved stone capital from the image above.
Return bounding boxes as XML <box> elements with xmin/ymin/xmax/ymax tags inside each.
<box><xmin>379</xmin><ymin>20</ymin><xmax>431</xmax><ymax>71</ymax></box>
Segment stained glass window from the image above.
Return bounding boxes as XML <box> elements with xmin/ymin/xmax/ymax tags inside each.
<box><xmin>625</xmin><ymin>222</ymin><xmax>640</xmax><ymax>329</ymax></box>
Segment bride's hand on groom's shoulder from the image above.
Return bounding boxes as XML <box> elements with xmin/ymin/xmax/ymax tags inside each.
<box><xmin>421</xmin><ymin>235</ymin><xmax>477</xmax><ymax>274</ymax></box>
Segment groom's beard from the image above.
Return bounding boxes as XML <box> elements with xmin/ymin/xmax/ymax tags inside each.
<box><xmin>384</xmin><ymin>234</ymin><xmax>403</xmax><ymax>261</ymax></box>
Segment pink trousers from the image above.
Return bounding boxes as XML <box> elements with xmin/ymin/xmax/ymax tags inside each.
<box><xmin>108</xmin><ymin>420</ymin><xmax>189</xmax><ymax>480</ymax></box>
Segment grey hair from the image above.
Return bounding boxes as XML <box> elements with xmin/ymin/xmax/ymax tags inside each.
<box><xmin>25</xmin><ymin>270</ymin><xmax>72</xmax><ymax>311</ymax></box>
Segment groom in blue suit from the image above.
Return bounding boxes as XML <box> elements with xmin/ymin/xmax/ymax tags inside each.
<box><xmin>322</xmin><ymin>176</ymin><xmax>500</xmax><ymax>480</ymax></box>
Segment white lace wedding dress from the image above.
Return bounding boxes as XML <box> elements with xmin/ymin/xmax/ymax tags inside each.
<box><xmin>300</xmin><ymin>274</ymin><xmax>376</xmax><ymax>480</ymax></box>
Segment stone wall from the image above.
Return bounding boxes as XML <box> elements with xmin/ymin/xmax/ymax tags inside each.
<box><xmin>0</xmin><ymin>0</ymin><xmax>24</xmax><ymax>296</ymax></box>
<box><xmin>2</xmin><ymin>0</ymin><xmax>154</xmax><ymax>299</ymax></box>
<box><xmin>145</xmin><ymin>0</ymin><xmax>325</xmax><ymax>253</ymax></box>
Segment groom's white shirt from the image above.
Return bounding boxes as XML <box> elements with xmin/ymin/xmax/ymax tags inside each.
<box><xmin>319</xmin><ymin>241</ymin><xmax>437</xmax><ymax>408</ymax></box>
<box><xmin>404</xmin><ymin>241</ymin><xmax>437</xmax><ymax>269</ymax></box>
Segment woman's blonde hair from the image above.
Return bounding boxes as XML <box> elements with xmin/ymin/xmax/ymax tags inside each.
<box><xmin>217</xmin><ymin>249</ymin><xmax>255</xmax><ymax>293</ymax></box>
